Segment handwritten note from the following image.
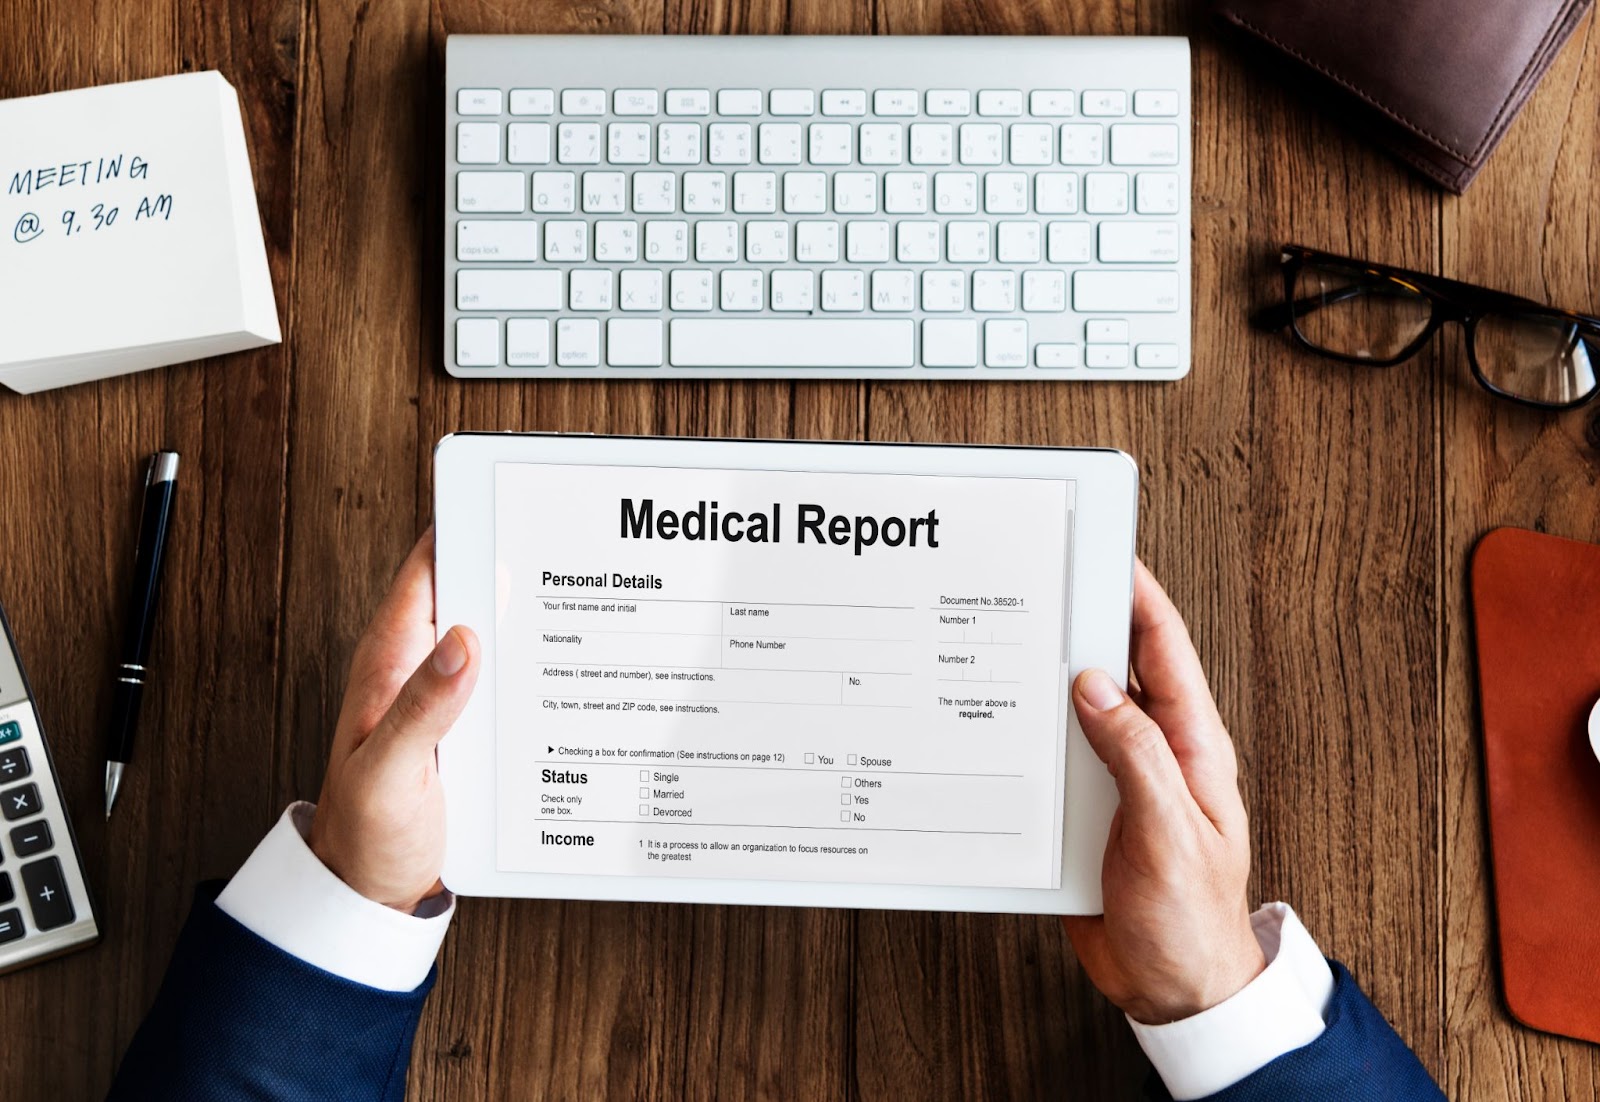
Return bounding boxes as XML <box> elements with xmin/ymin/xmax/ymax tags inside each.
<box><xmin>0</xmin><ymin>71</ymin><xmax>279</xmax><ymax>393</ymax></box>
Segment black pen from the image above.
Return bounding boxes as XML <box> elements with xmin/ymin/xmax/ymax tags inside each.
<box><xmin>104</xmin><ymin>451</ymin><xmax>179</xmax><ymax>818</ymax></box>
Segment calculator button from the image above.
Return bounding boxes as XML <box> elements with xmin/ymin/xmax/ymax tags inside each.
<box><xmin>0</xmin><ymin>873</ymin><xmax>11</xmax><ymax>904</ymax></box>
<box><xmin>1</xmin><ymin>783</ymin><xmax>39</xmax><ymax>821</ymax></box>
<box><xmin>0</xmin><ymin>908</ymin><xmax>21</xmax><ymax>944</ymax></box>
<box><xmin>0</xmin><ymin>722</ymin><xmax>19</xmax><ymax>745</ymax></box>
<box><xmin>10</xmin><ymin>821</ymin><xmax>51</xmax><ymax>858</ymax></box>
<box><xmin>0</xmin><ymin>748</ymin><xmax>26</xmax><ymax>781</ymax></box>
<box><xmin>21</xmin><ymin>857</ymin><xmax>73</xmax><ymax>931</ymax></box>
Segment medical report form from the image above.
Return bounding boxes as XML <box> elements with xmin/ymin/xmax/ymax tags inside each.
<box><xmin>494</xmin><ymin>461</ymin><xmax>1076</xmax><ymax>891</ymax></box>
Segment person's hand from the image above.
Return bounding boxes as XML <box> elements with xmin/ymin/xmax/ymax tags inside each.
<box><xmin>307</xmin><ymin>530</ymin><xmax>481</xmax><ymax>913</ymax></box>
<box><xmin>1062</xmin><ymin>562</ymin><xmax>1265</xmax><ymax>1025</ymax></box>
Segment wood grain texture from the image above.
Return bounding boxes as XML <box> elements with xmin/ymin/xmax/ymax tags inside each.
<box><xmin>1</xmin><ymin>0</ymin><xmax>1598</xmax><ymax>1097</ymax></box>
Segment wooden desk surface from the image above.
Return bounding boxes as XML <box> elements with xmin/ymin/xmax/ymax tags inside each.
<box><xmin>2</xmin><ymin>1</ymin><xmax>1598</xmax><ymax>1097</ymax></box>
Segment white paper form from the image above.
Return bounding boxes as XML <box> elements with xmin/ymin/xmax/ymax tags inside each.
<box><xmin>493</xmin><ymin>462</ymin><xmax>1076</xmax><ymax>890</ymax></box>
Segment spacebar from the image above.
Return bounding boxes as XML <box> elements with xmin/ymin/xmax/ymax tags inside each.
<box><xmin>670</xmin><ymin>319</ymin><xmax>916</xmax><ymax>367</ymax></box>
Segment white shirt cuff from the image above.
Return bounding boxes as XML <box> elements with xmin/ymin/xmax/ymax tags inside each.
<box><xmin>214</xmin><ymin>801</ymin><xmax>455</xmax><ymax>992</ymax></box>
<box><xmin>1129</xmin><ymin>902</ymin><xmax>1335</xmax><ymax>1101</ymax></box>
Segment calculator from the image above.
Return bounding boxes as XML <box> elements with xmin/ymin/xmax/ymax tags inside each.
<box><xmin>0</xmin><ymin>602</ymin><xmax>98</xmax><ymax>973</ymax></box>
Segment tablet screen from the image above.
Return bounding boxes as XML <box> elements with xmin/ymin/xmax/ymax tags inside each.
<box><xmin>492</xmin><ymin>460</ymin><xmax>1075</xmax><ymax>891</ymax></box>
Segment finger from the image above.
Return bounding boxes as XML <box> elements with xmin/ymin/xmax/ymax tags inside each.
<box><xmin>1073</xmin><ymin>668</ymin><xmax>1187</xmax><ymax>822</ymax></box>
<box><xmin>1127</xmin><ymin>562</ymin><xmax>1241</xmax><ymax>827</ymax></box>
<box><xmin>343</xmin><ymin>531</ymin><xmax>441</xmax><ymax>730</ymax></box>
<box><xmin>363</xmin><ymin>625</ymin><xmax>481</xmax><ymax>757</ymax></box>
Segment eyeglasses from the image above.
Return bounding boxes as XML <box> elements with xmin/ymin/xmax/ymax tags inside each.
<box><xmin>1251</xmin><ymin>244</ymin><xmax>1600</xmax><ymax>411</ymax></box>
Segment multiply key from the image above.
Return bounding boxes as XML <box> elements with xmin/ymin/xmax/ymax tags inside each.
<box><xmin>0</xmin><ymin>783</ymin><xmax>38</xmax><ymax>821</ymax></box>
<box><xmin>20</xmin><ymin>857</ymin><xmax>73</xmax><ymax>931</ymax></box>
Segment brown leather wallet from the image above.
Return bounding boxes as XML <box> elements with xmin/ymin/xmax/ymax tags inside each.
<box><xmin>1471</xmin><ymin>527</ymin><xmax>1600</xmax><ymax>1044</ymax></box>
<box><xmin>1213</xmin><ymin>0</ymin><xmax>1593</xmax><ymax>192</ymax></box>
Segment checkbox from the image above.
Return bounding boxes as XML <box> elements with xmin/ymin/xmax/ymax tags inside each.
<box><xmin>841</xmin><ymin>776</ymin><xmax>852</xmax><ymax>788</ymax></box>
<box><xmin>847</xmin><ymin>754</ymin><xmax>858</xmax><ymax>765</ymax></box>
<box><xmin>840</xmin><ymin>810</ymin><xmax>852</xmax><ymax>822</ymax></box>
<box><xmin>640</xmin><ymin>769</ymin><xmax>650</xmax><ymax>781</ymax></box>
<box><xmin>804</xmin><ymin>752</ymin><xmax>815</xmax><ymax>764</ymax></box>
<box><xmin>639</xmin><ymin>787</ymin><xmax>651</xmax><ymax>798</ymax></box>
<box><xmin>841</xmin><ymin>793</ymin><xmax>851</xmax><ymax>805</ymax></box>
<box><xmin>638</xmin><ymin>804</ymin><xmax>650</xmax><ymax>816</ymax></box>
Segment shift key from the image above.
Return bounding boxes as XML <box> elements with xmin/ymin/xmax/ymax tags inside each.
<box><xmin>1073</xmin><ymin>270</ymin><xmax>1179</xmax><ymax>312</ymax></box>
<box><xmin>20</xmin><ymin>856</ymin><xmax>74</xmax><ymax>931</ymax></box>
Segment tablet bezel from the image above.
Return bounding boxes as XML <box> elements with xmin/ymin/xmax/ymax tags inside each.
<box><xmin>435</xmin><ymin>432</ymin><xmax>1135</xmax><ymax>915</ymax></box>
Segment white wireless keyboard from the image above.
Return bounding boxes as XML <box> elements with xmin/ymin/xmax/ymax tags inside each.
<box><xmin>444</xmin><ymin>35</ymin><xmax>1191</xmax><ymax>380</ymax></box>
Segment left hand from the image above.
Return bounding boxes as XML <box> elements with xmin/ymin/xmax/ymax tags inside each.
<box><xmin>308</xmin><ymin>530</ymin><xmax>481</xmax><ymax>913</ymax></box>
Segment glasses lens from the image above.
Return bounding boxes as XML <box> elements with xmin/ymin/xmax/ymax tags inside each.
<box><xmin>1290</xmin><ymin>263</ymin><xmax>1433</xmax><ymax>362</ymax></box>
<box><xmin>1472</xmin><ymin>313</ymin><xmax>1600</xmax><ymax>407</ymax></box>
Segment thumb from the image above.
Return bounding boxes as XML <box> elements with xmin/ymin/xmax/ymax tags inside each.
<box><xmin>1073</xmin><ymin>668</ymin><xmax>1186</xmax><ymax>820</ymax></box>
<box><xmin>366</xmin><ymin>626</ymin><xmax>481</xmax><ymax>755</ymax></box>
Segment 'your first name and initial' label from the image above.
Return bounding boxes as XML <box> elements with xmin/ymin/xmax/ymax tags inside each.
<box><xmin>5</xmin><ymin>153</ymin><xmax>175</xmax><ymax>247</ymax></box>
<box><xmin>491</xmin><ymin>462</ymin><xmax>1076</xmax><ymax>890</ymax></box>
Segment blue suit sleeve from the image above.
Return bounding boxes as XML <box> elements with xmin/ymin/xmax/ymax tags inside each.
<box><xmin>1146</xmin><ymin>961</ymin><xmax>1444</xmax><ymax>1102</ymax></box>
<box><xmin>109</xmin><ymin>882</ymin><xmax>432</xmax><ymax>1102</ymax></box>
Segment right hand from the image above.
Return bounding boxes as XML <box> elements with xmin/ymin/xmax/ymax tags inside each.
<box><xmin>1061</xmin><ymin>562</ymin><xmax>1266</xmax><ymax>1025</ymax></box>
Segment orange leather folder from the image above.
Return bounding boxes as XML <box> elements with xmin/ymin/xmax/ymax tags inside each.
<box><xmin>1472</xmin><ymin>527</ymin><xmax>1600</xmax><ymax>1044</ymax></box>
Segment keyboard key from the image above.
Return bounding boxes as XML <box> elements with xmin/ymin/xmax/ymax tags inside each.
<box><xmin>708</xmin><ymin>123</ymin><xmax>752</xmax><ymax>165</ymax></box>
<box><xmin>933</xmin><ymin>172</ymin><xmax>977</xmax><ymax>214</ymax></box>
<box><xmin>1086</xmin><ymin>343</ymin><xmax>1130</xmax><ymax>367</ymax></box>
<box><xmin>658</xmin><ymin>123</ymin><xmax>703</xmax><ymax>165</ymax></box>
<box><xmin>977</xmin><ymin>90</ymin><xmax>1023</xmax><ymax>116</ymax></box>
<box><xmin>607</xmin><ymin>318</ymin><xmax>664</xmax><ymax>365</ymax></box>
<box><xmin>0</xmin><ymin>723</ymin><xmax>17</xmax><ymax>746</ymax></box>
<box><xmin>561</xmin><ymin>89</ymin><xmax>606</xmax><ymax>115</ymax></box>
<box><xmin>758</xmin><ymin>123</ymin><xmax>803</xmax><ymax>165</ymax></box>
<box><xmin>896</xmin><ymin>222</ymin><xmax>939</xmax><ymax>263</ymax></box>
<box><xmin>632</xmin><ymin>172</ymin><xmax>676</xmax><ymax>214</ymax></box>
<box><xmin>973</xmin><ymin>271</ymin><xmax>1015</xmax><ymax>312</ymax></box>
<box><xmin>1035</xmin><ymin>173</ymin><xmax>1078</xmax><ymax>214</ymax></box>
<box><xmin>1081</xmin><ymin>90</ymin><xmax>1127</xmax><ymax>116</ymax></box>
<box><xmin>1</xmin><ymin>784</ymin><xmax>39</xmax><ymax>821</ymax></box>
<box><xmin>1073</xmin><ymin>270</ymin><xmax>1180</xmax><ymax>312</ymax></box>
<box><xmin>771</xmin><ymin>270</ymin><xmax>814</xmax><ymax>311</ymax></box>
<box><xmin>859</xmin><ymin>124</ymin><xmax>903</xmax><ymax>165</ymax></box>
<box><xmin>883</xmin><ymin>172</ymin><xmax>928</xmax><ymax>214</ymax></box>
<box><xmin>1135</xmin><ymin>171</ymin><xmax>1181</xmax><ymax>214</ymax></box>
<box><xmin>1133</xmin><ymin>89</ymin><xmax>1179</xmax><ymax>117</ymax></box>
<box><xmin>821</xmin><ymin>90</ymin><xmax>867</xmax><ymax>116</ymax></box>
<box><xmin>770</xmin><ymin>89</ymin><xmax>815</xmax><ymax>116</ymax></box>
<box><xmin>595</xmin><ymin>220</ymin><xmax>639</xmax><ymax>262</ymax></box>
<box><xmin>614</xmin><ymin>89</ymin><xmax>659</xmax><ymax>115</ymax></box>
<box><xmin>645</xmin><ymin>220</ymin><xmax>689</xmax><ymax>262</ymax></box>
<box><xmin>909</xmin><ymin>123</ymin><xmax>953</xmax><ymax>165</ymax></box>
<box><xmin>921</xmin><ymin>270</ymin><xmax>965</xmax><ymax>311</ymax></box>
<box><xmin>666</xmin><ymin>89</ymin><xmax>710</xmax><ymax>116</ymax></box>
<box><xmin>984</xmin><ymin>319</ymin><xmax>1028</xmax><ymax>366</ymax></box>
<box><xmin>507</xmin><ymin>122</ymin><xmax>552</xmax><ymax>164</ymax></box>
<box><xmin>720</xmin><ymin>270</ymin><xmax>764</xmax><ymax>310</ymax></box>
<box><xmin>1098</xmin><ymin>221</ymin><xmax>1180</xmax><ymax>263</ymax></box>
<box><xmin>456</xmin><ymin>172</ymin><xmax>525</xmax><ymax>214</ymax></box>
<box><xmin>509</xmin><ymin>88</ymin><xmax>554</xmax><ymax>115</ymax></box>
<box><xmin>718</xmin><ymin>89</ymin><xmax>763</xmax><ymax>116</ymax></box>
<box><xmin>873</xmin><ymin>90</ymin><xmax>918</xmax><ymax>116</ymax></box>
<box><xmin>926</xmin><ymin>90</ymin><xmax>971</xmax><ymax>117</ymax></box>
<box><xmin>456</xmin><ymin>122</ymin><xmax>501</xmax><ymax>165</ymax></box>
<box><xmin>670</xmin><ymin>319</ymin><xmax>913</xmax><ymax>366</ymax></box>
<box><xmin>732</xmin><ymin>172</ymin><xmax>777</xmax><ymax>214</ymax></box>
<box><xmin>1059</xmin><ymin>124</ymin><xmax>1104</xmax><ymax>165</ymax></box>
<box><xmin>808</xmin><ymin>123</ymin><xmax>853</xmax><ymax>165</ymax></box>
<box><xmin>671</xmin><ymin>269</ymin><xmax>714</xmax><ymax>310</ymax></box>
<box><xmin>821</xmin><ymin>270</ymin><xmax>866</xmax><ymax>311</ymax></box>
<box><xmin>544</xmin><ymin>220</ymin><xmax>588</xmax><ymax>261</ymax></box>
<box><xmin>0</xmin><ymin>874</ymin><xmax>10</xmax><ymax>904</ymax></box>
<box><xmin>1086</xmin><ymin>319</ymin><xmax>1129</xmax><ymax>343</ymax></box>
<box><xmin>946</xmin><ymin>221</ymin><xmax>990</xmax><ymax>263</ymax></box>
<box><xmin>0</xmin><ymin>748</ymin><xmax>29</xmax><ymax>781</ymax></box>
<box><xmin>922</xmin><ymin>319</ymin><xmax>978</xmax><ymax>366</ymax></box>
<box><xmin>556</xmin><ymin>318</ymin><xmax>601</xmax><ymax>366</ymax></box>
<box><xmin>569</xmin><ymin>269</ymin><xmax>613</xmax><ymax>310</ymax></box>
<box><xmin>619</xmin><ymin>270</ymin><xmax>663</xmax><ymax>310</ymax></box>
<box><xmin>1047</xmin><ymin>221</ymin><xmax>1092</xmax><ymax>263</ymax></box>
<box><xmin>457</xmin><ymin>88</ymin><xmax>502</xmax><ymax>115</ymax></box>
<box><xmin>958</xmin><ymin>123</ymin><xmax>1002</xmax><ymax>165</ymax></box>
<box><xmin>779</xmin><ymin>172</ymin><xmax>825</xmax><ymax>215</ymax></box>
<box><xmin>1110</xmin><ymin>124</ymin><xmax>1179</xmax><ymax>166</ymax></box>
<box><xmin>1029</xmin><ymin>90</ymin><xmax>1075</xmax><ymax>117</ymax></box>
<box><xmin>795</xmin><ymin>221</ymin><xmax>839</xmax><ymax>262</ymax></box>
<box><xmin>10</xmin><ymin>820</ymin><xmax>51</xmax><ymax>858</ymax></box>
<box><xmin>507</xmin><ymin>319</ymin><xmax>551</xmax><ymax>365</ymax></box>
<box><xmin>1009</xmin><ymin>123</ymin><xmax>1053</xmax><ymax>166</ymax></box>
<box><xmin>745</xmin><ymin>221</ymin><xmax>789</xmax><ymax>262</ymax></box>
<box><xmin>581</xmin><ymin>171</ymin><xmax>627</xmax><ymax>213</ymax></box>
<box><xmin>1036</xmin><ymin>342</ymin><xmax>1081</xmax><ymax>367</ymax></box>
<box><xmin>607</xmin><ymin>122</ymin><xmax>652</xmax><ymax>164</ymax></box>
<box><xmin>833</xmin><ymin>173</ymin><xmax>878</xmax><ymax>214</ymax></box>
<box><xmin>1083</xmin><ymin>172</ymin><xmax>1129</xmax><ymax>214</ymax></box>
<box><xmin>983</xmin><ymin>173</ymin><xmax>1028</xmax><ymax>214</ymax></box>
<box><xmin>530</xmin><ymin>170</ymin><xmax>576</xmax><ymax>212</ymax></box>
<box><xmin>0</xmin><ymin>908</ymin><xmax>21</xmax><ymax>944</ymax></box>
<box><xmin>455</xmin><ymin>319</ymin><xmax>499</xmax><ymax>367</ymax></box>
<box><xmin>1136</xmin><ymin>343</ymin><xmax>1182</xmax><ymax>367</ymax></box>
<box><xmin>871</xmin><ymin>270</ymin><xmax>915</xmax><ymax>311</ymax></box>
<box><xmin>695</xmin><ymin>221</ymin><xmax>738</xmax><ymax>262</ymax></box>
<box><xmin>682</xmin><ymin>172</ymin><xmax>727</xmax><ymax>214</ymax></box>
<box><xmin>20</xmin><ymin>857</ymin><xmax>74</xmax><ymax>931</ymax></box>
<box><xmin>456</xmin><ymin>220</ymin><xmax>538</xmax><ymax>263</ymax></box>
<box><xmin>457</xmin><ymin>269</ymin><xmax>562</xmax><ymax>311</ymax></box>
<box><xmin>997</xmin><ymin>221</ymin><xmax>1041</xmax><ymax>263</ymax></box>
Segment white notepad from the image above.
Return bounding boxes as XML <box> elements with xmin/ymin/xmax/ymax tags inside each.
<box><xmin>0</xmin><ymin>71</ymin><xmax>280</xmax><ymax>393</ymax></box>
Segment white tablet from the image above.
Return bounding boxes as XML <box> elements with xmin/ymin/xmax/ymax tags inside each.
<box><xmin>434</xmin><ymin>433</ymin><xmax>1137</xmax><ymax>915</ymax></box>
